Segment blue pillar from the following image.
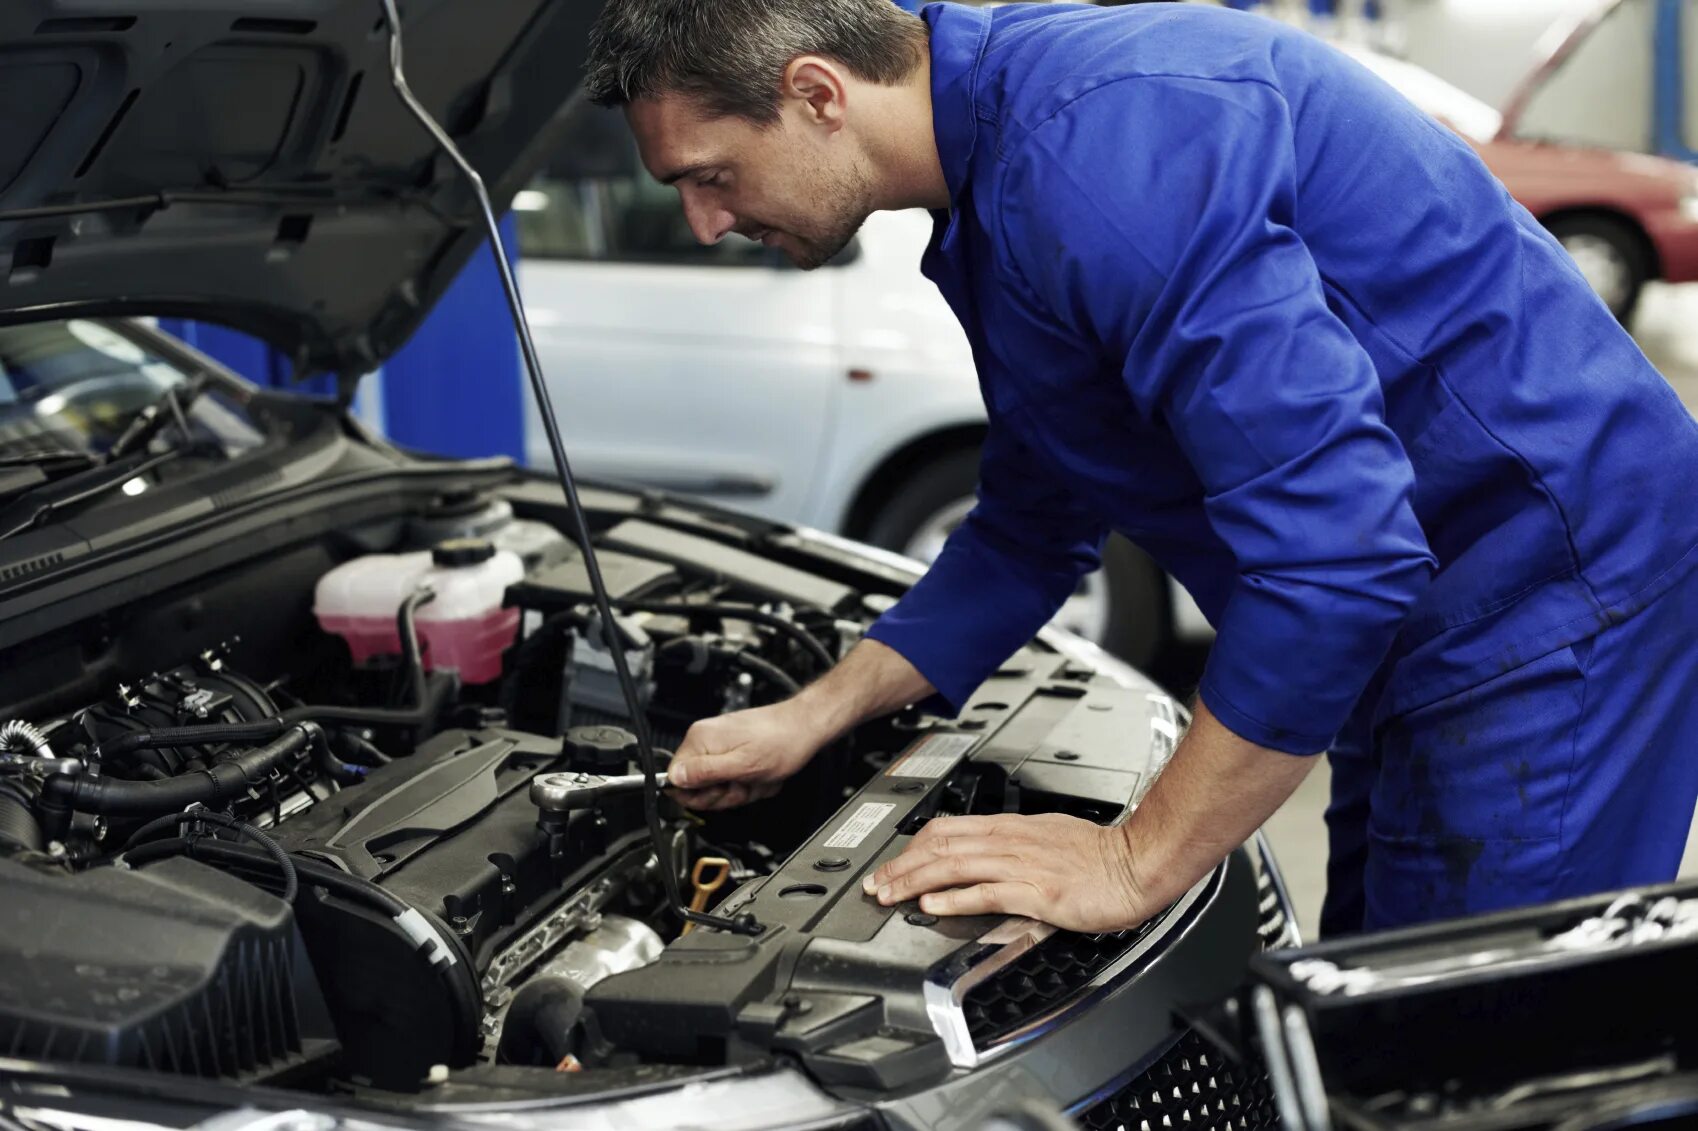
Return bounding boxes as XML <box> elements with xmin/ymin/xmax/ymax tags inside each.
<box><xmin>379</xmin><ymin>217</ymin><xmax>524</xmax><ymax>461</ymax></box>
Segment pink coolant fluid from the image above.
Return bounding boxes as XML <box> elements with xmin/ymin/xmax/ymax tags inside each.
<box><xmin>312</xmin><ymin>538</ymin><xmax>525</xmax><ymax>685</ymax></box>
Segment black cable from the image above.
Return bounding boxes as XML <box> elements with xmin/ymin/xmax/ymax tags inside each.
<box><xmin>731</xmin><ymin>652</ymin><xmax>803</xmax><ymax>697</ymax></box>
<box><xmin>657</xmin><ymin>637</ymin><xmax>803</xmax><ymax>698</ymax></box>
<box><xmin>614</xmin><ymin>600</ymin><xmax>835</xmax><ymax>674</ymax></box>
<box><xmin>382</xmin><ymin>0</ymin><xmax>756</xmax><ymax>935</ymax></box>
<box><xmin>123</xmin><ymin>810</ymin><xmax>298</xmax><ymax>903</ymax></box>
<box><xmin>336</xmin><ymin>730</ymin><xmax>392</xmax><ymax>766</ymax></box>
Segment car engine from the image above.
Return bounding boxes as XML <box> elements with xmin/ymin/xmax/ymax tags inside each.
<box><xmin>0</xmin><ymin>483</ymin><xmax>1269</xmax><ymax>1110</ymax></box>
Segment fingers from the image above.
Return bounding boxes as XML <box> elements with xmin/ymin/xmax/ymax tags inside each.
<box><xmin>917</xmin><ymin>881</ymin><xmax>1041</xmax><ymax>919</ymax></box>
<box><xmin>906</xmin><ymin>815</ymin><xmax>1009</xmax><ymax>845</ymax></box>
<box><xmin>872</xmin><ymin>853</ymin><xmax>1029</xmax><ymax>907</ymax></box>
<box><xmin>669</xmin><ymin>782</ymin><xmax>753</xmax><ymax>811</ymax></box>
<box><xmin>668</xmin><ymin>744</ymin><xmax>761</xmax><ymax>790</ymax></box>
<box><xmin>864</xmin><ymin>835</ymin><xmax>1007</xmax><ymax>892</ymax></box>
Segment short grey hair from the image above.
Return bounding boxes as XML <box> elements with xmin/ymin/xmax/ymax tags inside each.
<box><xmin>584</xmin><ymin>0</ymin><xmax>930</xmax><ymax>124</ymax></box>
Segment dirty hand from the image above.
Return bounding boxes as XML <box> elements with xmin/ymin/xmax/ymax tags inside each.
<box><xmin>666</xmin><ymin>701</ymin><xmax>828</xmax><ymax>811</ymax></box>
<box><xmin>862</xmin><ymin>813</ymin><xmax>1153</xmax><ymax>933</ymax></box>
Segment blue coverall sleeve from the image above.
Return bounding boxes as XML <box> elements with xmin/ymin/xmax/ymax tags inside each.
<box><xmin>1002</xmin><ymin>77</ymin><xmax>1436</xmax><ymax>754</ymax></box>
<box><xmin>865</xmin><ymin>426</ymin><xmax>1107</xmax><ymax>713</ymax></box>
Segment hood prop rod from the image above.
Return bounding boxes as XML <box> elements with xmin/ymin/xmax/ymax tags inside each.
<box><xmin>380</xmin><ymin>0</ymin><xmax>760</xmax><ymax>937</ymax></box>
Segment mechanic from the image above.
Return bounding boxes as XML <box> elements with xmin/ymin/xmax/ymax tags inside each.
<box><xmin>581</xmin><ymin>0</ymin><xmax>1698</xmax><ymax>936</ymax></box>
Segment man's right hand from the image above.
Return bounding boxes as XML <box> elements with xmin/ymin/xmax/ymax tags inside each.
<box><xmin>665</xmin><ymin>639</ymin><xmax>937</xmax><ymax>811</ymax></box>
<box><xmin>666</xmin><ymin>700</ymin><xmax>829</xmax><ymax>811</ymax></box>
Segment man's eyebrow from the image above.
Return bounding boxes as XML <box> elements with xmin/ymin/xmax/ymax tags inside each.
<box><xmin>659</xmin><ymin>163</ymin><xmax>711</xmax><ymax>186</ymax></box>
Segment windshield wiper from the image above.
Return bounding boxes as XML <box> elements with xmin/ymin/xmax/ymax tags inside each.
<box><xmin>106</xmin><ymin>372</ymin><xmax>212</xmax><ymax>463</ymax></box>
<box><xmin>0</xmin><ymin>448</ymin><xmax>185</xmax><ymax>543</ymax></box>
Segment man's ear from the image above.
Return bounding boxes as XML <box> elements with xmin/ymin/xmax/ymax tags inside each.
<box><xmin>782</xmin><ymin>56</ymin><xmax>848</xmax><ymax>130</ymax></box>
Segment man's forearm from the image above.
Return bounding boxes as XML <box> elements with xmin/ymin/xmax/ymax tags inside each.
<box><xmin>793</xmin><ymin>638</ymin><xmax>935</xmax><ymax>741</ymax></box>
<box><xmin>1118</xmin><ymin>697</ymin><xmax>1319</xmax><ymax>910</ymax></box>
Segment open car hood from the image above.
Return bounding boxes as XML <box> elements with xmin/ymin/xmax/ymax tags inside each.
<box><xmin>0</xmin><ymin>1</ymin><xmax>599</xmax><ymax>378</ymax></box>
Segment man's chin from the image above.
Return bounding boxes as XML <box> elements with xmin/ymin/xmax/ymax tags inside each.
<box><xmin>784</xmin><ymin>236</ymin><xmax>855</xmax><ymax>271</ymax></box>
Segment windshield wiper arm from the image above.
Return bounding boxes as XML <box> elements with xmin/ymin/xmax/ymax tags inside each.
<box><xmin>0</xmin><ymin>448</ymin><xmax>184</xmax><ymax>543</ymax></box>
<box><xmin>106</xmin><ymin>373</ymin><xmax>211</xmax><ymax>463</ymax></box>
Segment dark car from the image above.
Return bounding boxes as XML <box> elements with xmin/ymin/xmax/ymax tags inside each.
<box><xmin>0</xmin><ymin>5</ymin><xmax>1295</xmax><ymax>1131</ymax></box>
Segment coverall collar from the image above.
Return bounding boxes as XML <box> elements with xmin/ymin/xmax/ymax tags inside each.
<box><xmin>923</xmin><ymin>2</ymin><xmax>991</xmax><ymax>204</ymax></box>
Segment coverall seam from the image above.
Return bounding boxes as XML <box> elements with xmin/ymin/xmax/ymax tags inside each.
<box><xmin>990</xmin><ymin>72</ymin><xmax>1295</xmax><ymax>322</ymax></box>
<box><xmin>1311</xmin><ymin>267</ymin><xmax>1602</xmax><ymax>614</ymax></box>
<box><xmin>1555</xmin><ymin>640</ymin><xmax>1594</xmax><ymax>890</ymax></box>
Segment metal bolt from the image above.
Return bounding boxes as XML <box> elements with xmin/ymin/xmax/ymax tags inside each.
<box><xmin>906</xmin><ymin>912</ymin><xmax>939</xmax><ymax>927</ymax></box>
<box><xmin>1055</xmin><ymin>750</ymin><xmax>1081</xmax><ymax>762</ymax></box>
<box><xmin>892</xmin><ymin>782</ymin><xmax>926</xmax><ymax>795</ymax></box>
<box><xmin>814</xmin><ymin>857</ymin><xmax>850</xmax><ymax>872</ymax></box>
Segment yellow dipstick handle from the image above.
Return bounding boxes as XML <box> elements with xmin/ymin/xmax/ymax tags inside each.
<box><xmin>681</xmin><ymin>856</ymin><xmax>732</xmax><ymax>934</ymax></box>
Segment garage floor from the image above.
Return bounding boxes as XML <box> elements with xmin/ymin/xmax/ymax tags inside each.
<box><xmin>1260</xmin><ymin>282</ymin><xmax>1698</xmax><ymax>941</ymax></box>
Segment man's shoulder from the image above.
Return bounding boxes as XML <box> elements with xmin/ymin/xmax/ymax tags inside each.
<box><xmin>972</xmin><ymin>2</ymin><xmax>1313</xmax><ymax>132</ymax></box>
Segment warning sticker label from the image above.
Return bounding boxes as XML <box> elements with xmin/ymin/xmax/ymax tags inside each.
<box><xmin>886</xmin><ymin>733</ymin><xmax>978</xmax><ymax>779</ymax></box>
<box><xmin>823</xmin><ymin>802</ymin><xmax>896</xmax><ymax>850</ymax></box>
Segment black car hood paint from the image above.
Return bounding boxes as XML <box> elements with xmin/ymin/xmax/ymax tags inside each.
<box><xmin>0</xmin><ymin>1</ymin><xmax>599</xmax><ymax>379</ymax></box>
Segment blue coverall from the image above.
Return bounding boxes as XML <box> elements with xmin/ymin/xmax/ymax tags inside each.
<box><xmin>866</xmin><ymin>2</ymin><xmax>1698</xmax><ymax>934</ymax></box>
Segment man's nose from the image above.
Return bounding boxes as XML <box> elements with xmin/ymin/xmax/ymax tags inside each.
<box><xmin>680</xmin><ymin>190</ymin><xmax>735</xmax><ymax>245</ymax></box>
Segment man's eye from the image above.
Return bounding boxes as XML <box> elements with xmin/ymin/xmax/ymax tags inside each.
<box><xmin>700</xmin><ymin>173</ymin><xmax>725</xmax><ymax>189</ymax></box>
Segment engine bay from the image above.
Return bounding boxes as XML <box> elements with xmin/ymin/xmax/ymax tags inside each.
<box><xmin>0</xmin><ymin>480</ymin><xmax>1228</xmax><ymax>1107</ymax></box>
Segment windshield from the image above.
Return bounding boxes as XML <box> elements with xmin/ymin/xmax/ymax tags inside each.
<box><xmin>0</xmin><ymin>320</ymin><xmax>264</xmax><ymax>462</ymax></box>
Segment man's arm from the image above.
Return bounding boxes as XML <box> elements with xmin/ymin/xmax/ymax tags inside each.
<box><xmin>669</xmin><ymin>431</ymin><xmax>1107</xmax><ymax>810</ymax></box>
<box><xmin>867</xmin><ymin>76</ymin><xmax>1437</xmax><ymax>925</ymax></box>
<box><xmin>866</xmin><ymin>700</ymin><xmax>1316</xmax><ymax>929</ymax></box>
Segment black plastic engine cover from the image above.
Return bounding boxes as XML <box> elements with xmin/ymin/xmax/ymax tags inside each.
<box><xmin>271</xmin><ymin>726</ymin><xmax>636</xmax><ymax>967</ymax></box>
<box><xmin>585</xmin><ymin>652</ymin><xmax>1242</xmax><ymax>1094</ymax></box>
<box><xmin>0</xmin><ymin>855</ymin><xmax>335</xmax><ymax>1082</ymax></box>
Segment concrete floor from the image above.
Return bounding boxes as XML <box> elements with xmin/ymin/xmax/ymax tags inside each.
<box><xmin>1259</xmin><ymin>282</ymin><xmax>1698</xmax><ymax>941</ymax></box>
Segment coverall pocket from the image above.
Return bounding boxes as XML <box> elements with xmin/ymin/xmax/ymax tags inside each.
<box><xmin>1363</xmin><ymin>642</ymin><xmax>1588</xmax><ymax>930</ymax></box>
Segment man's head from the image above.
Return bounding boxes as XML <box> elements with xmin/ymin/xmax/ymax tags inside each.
<box><xmin>584</xmin><ymin>0</ymin><xmax>934</xmax><ymax>269</ymax></box>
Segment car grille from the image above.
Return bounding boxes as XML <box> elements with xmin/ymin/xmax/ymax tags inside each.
<box><xmin>963</xmin><ymin>920</ymin><xmax>1161</xmax><ymax>1047</ymax></box>
<box><xmin>1077</xmin><ymin>1029</ymin><xmax>1282</xmax><ymax>1131</ymax></box>
<box><xmin>1254</xmin><ymin>854</ymin><xmax>1299</xmax><ymax>951</ymax></box>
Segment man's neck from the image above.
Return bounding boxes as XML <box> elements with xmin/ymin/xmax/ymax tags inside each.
<box><xmin>861</xmin><ymin>56</ymin><xmax>951</xmax><ymax>212</ymax></box>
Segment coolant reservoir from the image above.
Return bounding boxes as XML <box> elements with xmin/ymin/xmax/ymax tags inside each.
<box><xmin>313</xmin><ymin>538</ymin><xmax>525</xmax><ymax>684</ymax></box>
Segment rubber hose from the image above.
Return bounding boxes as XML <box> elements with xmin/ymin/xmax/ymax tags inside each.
<box><xmin>497</xmin><ymin>977</ymin><xmax>586</xmax><ymax>1065</ymax></box>
<box><xmin>98</xmin><ymin>719</ymin><xmax>288</xmax><ymax>761</ymax></box>
<box><xmin>281</xmin><ymin>673</ymin><xmax>452</xmax><ymax>729</ymax></box>
<box><xmin>0</xmin><ymin>779</ymin><xmax>43</xmax><ymax>854</ymax></box>
<box><xmin>41</xmin><ymin>724</ymin><xmax>315</xmax><ymax>816</ymax></box>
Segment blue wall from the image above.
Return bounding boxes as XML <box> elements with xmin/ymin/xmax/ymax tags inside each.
<box><xmin>161</xmin><ymin>216</ymin><xmax>524</xmax><ymax>461</ymax></box>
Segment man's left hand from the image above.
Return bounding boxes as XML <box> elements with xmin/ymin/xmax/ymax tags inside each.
<box><xmin>861</xmin><ymin>812</ymin><xmax>1153</xmax><ymax>933</ymax></box>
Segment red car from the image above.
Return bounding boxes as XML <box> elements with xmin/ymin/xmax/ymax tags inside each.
<box><xmin>1345</xmin><ymin>45</ymin><xmax>1698</xmax><ymax>321</ymax></box>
